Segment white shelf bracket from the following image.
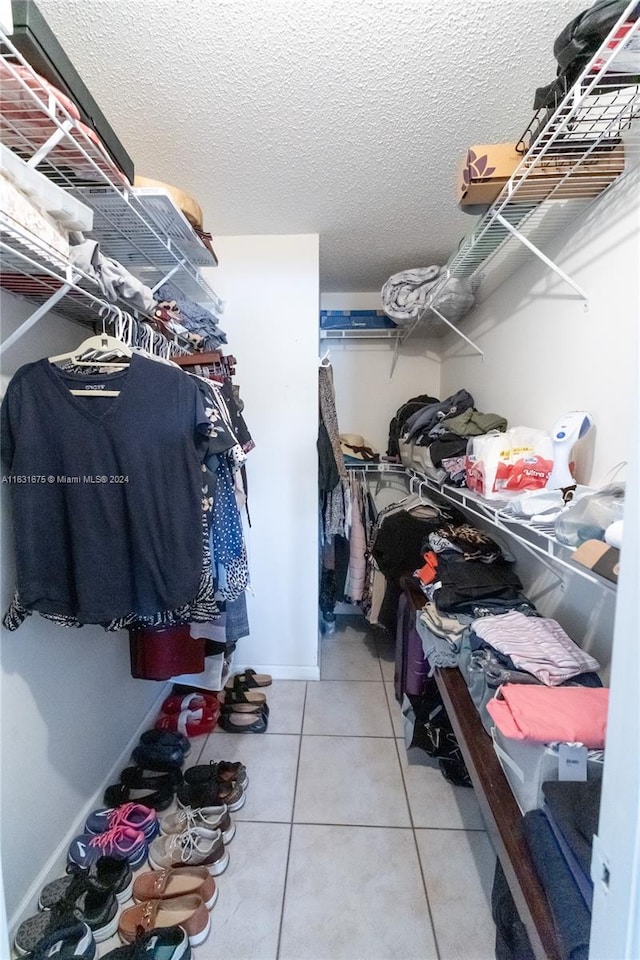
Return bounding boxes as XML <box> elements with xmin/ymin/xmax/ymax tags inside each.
<box><xmin>428</xmin><ymin>305</ymin><xmax>485</xmax><ymax>358</ymax></box>
<box><xmin>27</xmin><ymin>119</ymin><xmax>74</xmax><ymax>170</ymax></box>
<box><xmin>151</xmin><ymin>260</ymin><xmax>186</xmax><ymax>294</ymax></box>
<box><xmin>494</xmin><ymin>213</ymin><xmax>589</xmax><ymax>304</ymax></box>
<box><xmin>0</xmin><ymin>281</ymin><xmax>73</xmax><ymax>356</ymax></box>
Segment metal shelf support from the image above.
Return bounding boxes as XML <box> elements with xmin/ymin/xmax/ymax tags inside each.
<box><xmin>0</xmin><ymin>276</ymin><xmax>72</xmax><ymax>356</ymax></box>
<box><xmin>494</xmin><ymin>213</ymin><xmax>589</xmax><ymax>304</ymax></box>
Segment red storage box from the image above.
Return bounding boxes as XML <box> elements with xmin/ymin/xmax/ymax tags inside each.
<box><xmin>129</xmin><ymin>625</ymin><xmax>206</xmax><ymax>681</ymax></box>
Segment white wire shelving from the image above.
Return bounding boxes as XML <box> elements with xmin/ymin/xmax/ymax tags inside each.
<box><xmin>342</xmin><ymin>459</ymin><xmax>616</xmax><ymax>591</ymax></box>
<box><xmin>0</xmin><ymin>216</ymin><xmax>194</xmax><ymax>356</ymax></box>
<box><xmin>398</xmin><ymin>2</ymin><xmax>640</xmax><ymax>359</ymax></box>
<box><xmin>320</xmin><ymin>327</ymin><xmax>401</xmax><ymax>341</ymax></box>
<box><xmin>0</xmin><ymin>29</ymin><xmax>221</xmax><ymax>347</ymax></box>
<box><xmin>404</xmin><ymin>468</ymin><xmax>617</xmax><ymax>593</ymax></box>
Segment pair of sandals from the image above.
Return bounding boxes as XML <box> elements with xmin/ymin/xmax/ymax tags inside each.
<box><xmin>220</xmin><ymin>670</ymin><xmax>272</xmax><ymax>733</ymax></box>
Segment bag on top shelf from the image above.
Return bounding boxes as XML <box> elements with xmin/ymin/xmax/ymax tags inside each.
<box><xmin>466</xmin><ymin>427</ymin><xmax>554</xmax><ymax>500</ymax></box>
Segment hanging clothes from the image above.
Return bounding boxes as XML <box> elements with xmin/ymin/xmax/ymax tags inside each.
<box><xmin>318</xmin><ymin>362</ymin><xmax>349</xmax><ymax>540</ymax></box>
<box><xmin>1</xmin><ymin>354</ymin><xmax>210</xmax><ymax>628</ymax></box>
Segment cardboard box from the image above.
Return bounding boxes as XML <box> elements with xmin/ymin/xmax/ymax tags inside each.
<box><xmin>457</xmin><ymin>141</ymin><xmax>625</xmax><ymax>211</ymax></box>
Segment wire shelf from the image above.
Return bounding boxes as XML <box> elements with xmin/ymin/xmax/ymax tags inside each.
<box><xmin>70</xmin><ymin>187</ymin><xmax>222</xmax><ymax>310</ymax></box>
<box><xmin>0</xmin><ymin>30</ymin><xmax>220</xmax><ymax>314</ymax></box>
<box><xmin>403</xmin><ymin>3</ymin><xmax>640</xmax><ymax>344</ymax></box>
<box><xmin>319</xmin><ymin>328</ymin><xmax>400</xmax><ymax>340</ymax></box>
<box><xmin>0</xmin><ymin>218</ymin><xmax>192</xmax><ymax>359</ymax></box>
<box><xmin>405</xmin><ymin>468</ymin><xmax>617</xmax><ymax>592</ymax></box>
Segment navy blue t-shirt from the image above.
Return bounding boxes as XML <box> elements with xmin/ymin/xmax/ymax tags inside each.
<box><xmin>1</xmin><ymin>354</ymin><xmax>209</xmax><ymax>623</ymax></box>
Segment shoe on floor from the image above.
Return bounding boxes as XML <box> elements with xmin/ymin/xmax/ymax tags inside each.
<box><xmin>176</xmin><ymin>778</ymin><xmax>245</xmax><ymax>813</ymax></box>
<box><xmin>225</xmin><ymin>668</ymin><xmax>272</xmax><ymax>690</ymax></box>
<box><xmin>148</xmin><ymin>827</ymin><xmax>229</xmax><ymax>875</ymax></box>
<box><xmin>222</xmin><ymin>687</ymin><xmax>267</xmax><ymax>706</ymax></box>
<box><xmin>161</xmin><ymin>804</ymin><xmax>235</xmax><ymax>844</ymax></box>
<box><xmin>139</xmin><ymin>729</ymin><xmax>191</xmax><ymax>755</ymax></box>
<box><xmin>120</xmin><ymin>765</ymin><xmax>184</xmax><ymax>790</ymax></box>
<box><xmin>103</xmin><ymin>781</ymin><xmax>174</xmax><ymax>813</ymax></box>
<box><xmin>218</xmin><ymin>710</ymin><xmax>268</xmax><ymax>733</ymax></box>
<box><xmin>133</xmin><ymin>865</ymin><xmax>217</xmax><ymax>909</ymax></box>
<box><xmin>132</xmin><ymin>742</ymin><xmax>185</xmax><ymax>773</ymax></box>
<box><xmin>161</xmin><ymin>692</ymin><xmax>219</xmax><ymax>714</ymax></box>
<box><xmin>155</xmin><ymin>706</ymin><xmax>218</xmax><ymax>738</ymax></box>
<box><xmin>102</xmin><ymin>925</ymin><xmax>190</xmax><ymax>959</ymax></box>
<box><xmin>85</xmin><ymin>803</ymin><xmax>158</xmax><ymax>841</ymax></box>
<box><xmin>68</xmin><ymin>825</ymin><xmax>147</xmax><ymax>870</ymax></box>
<box><xmin>39</xmin><ymin>858</ymin><xmax>133</xmax><ymax>909</ymax></box>
<box><xmin>20</xmin><ymin>921</ymin><xmax>95</xmax><ymax>960</ymax></box>
<box><xmin>183</xmin><ymin>759</ymin><xmax>248</xmax><ymax>792</ymax></box>
<box><xmin>15</xmin><ymin>877</ymin><xmax>118</xmax><ymax>955</ymax></box>
<box><xmin>119</xmin><ymin>895</ymin><xmax>210</xmax><ymax>948</ymax></box>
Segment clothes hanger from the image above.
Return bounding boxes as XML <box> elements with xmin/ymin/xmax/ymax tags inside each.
<box><xmin>48</xmin><ymin>306</ymin><xmax>132</xmax><ymax>397</ymax></box>
<box><xmin>48</xmin><ymin>305</ymin><xmax>132</xmax><ymax>369</ymax></box>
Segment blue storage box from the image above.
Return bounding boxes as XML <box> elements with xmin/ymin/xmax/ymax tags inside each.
<box><xmin>320</xmin><ymin>310</ymin><xmax>397</xmax><ymax>330</ymax></box>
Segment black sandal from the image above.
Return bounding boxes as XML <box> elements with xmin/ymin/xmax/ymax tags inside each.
<box><xmin>225</xmin><ymin>668</ymin><xmax>272</xmax><ymax>690</ymax></box>
<box><xmin>218</xmin><ymin>710</ymin><xmax>268</xmax><ymax>734</ymax></box>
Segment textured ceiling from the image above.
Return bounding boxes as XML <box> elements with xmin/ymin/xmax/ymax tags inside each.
<box><xmin>37</xmin><ymin>0</ymin><xmax>585</xmax><ymax>291</ymax></box>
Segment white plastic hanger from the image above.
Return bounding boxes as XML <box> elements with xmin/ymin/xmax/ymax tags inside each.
<box><xmin>48</xmin><ymin>306</ymin><xmax>132</xmax><ymax>396</ymax></box>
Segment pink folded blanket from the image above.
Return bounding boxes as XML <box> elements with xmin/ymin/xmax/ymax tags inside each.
<box><xmin>487</xmin><ymin>683</ymin><xmax>609</xmax><ymax>747</ymax></box>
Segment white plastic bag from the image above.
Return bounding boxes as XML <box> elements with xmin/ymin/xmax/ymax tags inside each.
<box><xmin>466</xmin><ymin>427</ymin><xmax>554</xmax><ymax>499</ymax></box>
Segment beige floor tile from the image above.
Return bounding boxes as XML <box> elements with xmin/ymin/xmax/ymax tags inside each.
<box><xmin>294</xmin><ymin>735</ymin><xmax>410</xmax><ymax>827</ymax></box>
<box><xmin>199</xmin><ymin>732</ymin><xmax>299</xmax><ymax>822</ymax></box>
<box><xmin>260</xmin><ymin>680</ymin><xmax>306</xmax><ymax>734</ymax></box>
<box><xmin>320</xmin><ymin>638</ymin><xmax>383</xmax><ymax>681</ymax></box>
<box><xmin>385</xmin><ymin>680</ymin><xmax>405</xmax><ymax>737</ymax></box>
<box><xmin>399</xmin><ymin>750</ymin><xmax>485</xmax><ymax>830</ymax></box>
<box><xmin>376</xmin><ymin>633</ymin><xmax>396</xmax><ymax>681</ymax></box>
<box><xmin>416</xmin><ymin>829</ymin><xmax>496</xmax><ymax>960</ymax></box>
<box><xmin>304</xmin><ymin>680</ymin><xmax>393</xmax><ymax>737</ymax></box>
<box><xmin>195</xmin><ymin>821</ymin><xmax>290</xmax><ymax>960</ymax></box>
<box><xmin>323</xmin><ymin>614</ymin><xmax>373</xmax><ymax>642</ymax></box>
<box><xmin>279</xmin><ymin>824</ymin><xmax>438</xmax><ymax>960</ymax></box>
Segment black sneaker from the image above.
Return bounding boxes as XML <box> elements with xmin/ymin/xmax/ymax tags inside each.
<box><xmin>21</xmin><ymin>921</ymin><xmax>95</xmax><ymax>960</ymax></box>
<box><xmin>15</xmin><ymin>876</ymin><xmax>118</xmax><ymax>955</ymax></box>
<box><xmin>39</xmin><ymin>858</ymin><xmax>133</xmax><ymax>910</ymax></box>
<box><xmin>102</xmin><ymin>926</ymin><xmax>191</xmax><ymax>959</ymax></box>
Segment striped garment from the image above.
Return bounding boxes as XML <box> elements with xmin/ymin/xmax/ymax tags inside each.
<box><xmin>472</xmin><ymin>611</ymin><xmax>599</xmax><ymax>686</ymax></box>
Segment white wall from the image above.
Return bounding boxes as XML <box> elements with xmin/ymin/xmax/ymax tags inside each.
<box><xmin>206</xmin><ymin>235</ymin><xmax>320</xmax><ymax>679</ymax></box>
<box><xmin>0</xmin><ymin>291</ymin><xmax>164</xmax><ymax>926</ymax></box>
<box><xmin>320</xmin><ymin>292</ymin><xmax>442</xmax><ymax>454</ymax></box>
<box><xmin>439</xmin><ymin>170</ymin><xmax>639</xmax><ymax>485</ymax></box>
<box><xmin>437</xmin><ymin>170</ymin><xmax>639</xmax><ymax>951</ymax></box>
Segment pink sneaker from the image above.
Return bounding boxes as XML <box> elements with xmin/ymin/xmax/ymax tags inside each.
<box><xmin>68</xmin><ymin>824</ymin><xmax>148</xmax><ymax>870</ymax></box>
<box><xmin>85</xmin><ymin>802</ymin><xmax>158</xmax><ymax>841</ymax></box>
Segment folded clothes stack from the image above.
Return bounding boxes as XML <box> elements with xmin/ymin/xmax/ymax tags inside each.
<box><xmin>155</xmin><ymin>280</ymin><xmax>227</xmax><ymax>351</ymax></box>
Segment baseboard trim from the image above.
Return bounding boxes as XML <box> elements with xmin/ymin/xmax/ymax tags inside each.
<box><xmin>230</xmin><ymin>663</ymin><xmax>320</xmax><ymax>682</ymax></box>
<box><xmin>8</xmin><ymin>683</ymin><xmax>171</xmax><ymax>937</ymax></box>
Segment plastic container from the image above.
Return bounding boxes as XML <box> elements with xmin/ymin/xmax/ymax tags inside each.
<box><xmin>0</xmin><ymin>142</ymin><xmax>93</xmax><ymax>231</ymax></box>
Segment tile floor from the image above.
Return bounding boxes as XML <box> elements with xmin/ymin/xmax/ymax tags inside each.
<box><xmin>100</xmin><ymin>615</ymin><xmax>497</xmax><ymax>960</ymax></box>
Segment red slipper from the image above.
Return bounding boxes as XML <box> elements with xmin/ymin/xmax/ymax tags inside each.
<box><xmin>161</xmin><ymin>692</ymin><xmax>219</xmax><ymax>714</ymax></box>
<box><xmin>155</xmin><ymin>705</ymin><xmax>219</xmax><ymax>738</ymax></box>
